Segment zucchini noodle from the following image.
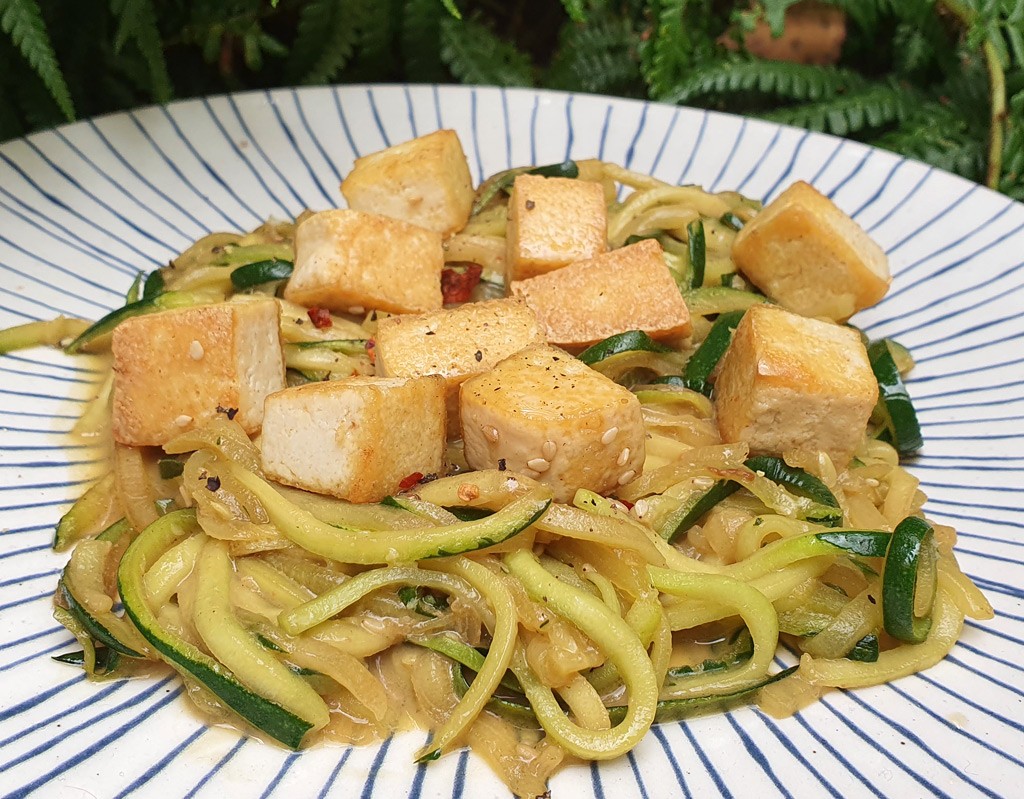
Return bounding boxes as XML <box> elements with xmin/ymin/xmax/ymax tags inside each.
<box><xmin>11</xmin><ymin>150</ymin><xmax>990</xmax><ymax>799</ymax></box>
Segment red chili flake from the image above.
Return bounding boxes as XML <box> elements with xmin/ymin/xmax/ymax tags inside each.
<box><xmin>441</xmin><ymin>263</ymin><xmax>483</xmax><ymax>304</ymax></box>
<box><xmin>617</xmin><ymin>498</ymin><xmax>634</xmax><ymax>510</ymax></box>
<box><xmin>307</xmin><ymin>307</ymin><xmax>333</xmax><ymax>329</ymax></box>
<box><xmin>365</xmin><ymin>338</ymin><xmax>376</xmax><ymax>365</ymax></box>
<box><xmin>399</xmin><ymin>472</ymin><xmax>424</xmax><ymax>490</ymax></box>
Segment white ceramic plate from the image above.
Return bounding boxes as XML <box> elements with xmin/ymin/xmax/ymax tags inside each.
<box><xmin>0</xmin><ymin>86</ymin><xmax>1021</xmax><ymax>799</ymax></box>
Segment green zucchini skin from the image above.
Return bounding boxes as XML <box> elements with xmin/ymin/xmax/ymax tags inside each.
<box><xmin>662</xmin><ymin>480</ymin><xmax>739</xmax><ymax>543</ymax></box>
<box><xmin>816</xmin><ymin>530</ymin><xmax>891</xmax><ymax>558</ymax></box>
<box><xmin>58</xmin><ymin>579</ymin><xmax>145</xmax><ymax>658</ymax></box>
<box><xmin>64</xmin><ymin>291</ymin><xmax>199</xmax><ymax>354</ymax></box>
<box><xmin>719</xmin><ymin>212</ymin><xmax>745</xmax><ymax>231</ymax></box>
<box><xmin>686</xmin><ymin>220</ymin><xmax>706</xmax><ymax>289</ymax></box>
<box><xmin>682</xmin><ymin>309</ymin><xmax>746</xmax><ymax>393</ymax></box>
<box><xmin>577</xmin><ymin>330</ymin><xmax>672</xmax><ymax>366</ymax></box>
<box><xmin>743</xmin><ymin>456</ymin><xmax>842</xmax><ymax>527</ymax></box>
<box><xmin>117</xmin><ymin>509</ymin><xmax>313</xmax><ymax>749</ymax></box>
<box><xmin>142</xmin><ymin>269</ymin><xmax>165</xmax><ymax>299</ymax></box>
<box><xmin>882</xmin><ymin>516</ymin><xmax>935</xmax><ymax>643</ymax></box>
<box><xmin>846</xmin><ymin>632</ymin><xmax>880</xmax><ymax>662</ymax></box>
<box><xmin>867</xmin><ymin>339</ymin><xmax>923</xmax><ymax>455</ymax></box>
<box><xmin>472</xmin><ymin>160</ymin><xmax>580</xmax><ymax>215</ymax></box>
<box><xmin>662</xmin><ymin>455</ymin><xmax>845</xmax><ymax>542</ymax></box>
<box><xmin>230</xmin><ymin>258</ymin><xmax>294</xmax><ymax>289</ymax></box>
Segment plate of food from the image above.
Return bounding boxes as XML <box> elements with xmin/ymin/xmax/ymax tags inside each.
<box><xmin>0</xmin><ymin>85</ymin><xmax>1020</xmax><ymax>799</ymax></box>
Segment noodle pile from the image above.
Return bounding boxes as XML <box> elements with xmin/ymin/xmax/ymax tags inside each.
<box><xmin>21</xmin><ymin>161</ymin><xmax>992</xmax><ymax>799</ymax></box>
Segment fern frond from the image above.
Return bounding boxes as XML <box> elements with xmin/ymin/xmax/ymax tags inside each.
<box><xmin>872</xmin><ymin>107</ymin><xmax>986</xmax><ymax>181</ymax></box>
<box><xmin>401</xmin><ymin>0</ymin><xmax>445</xmax><ymax>81</ymax></box>
<box><xmin>439</xmin><ymin>16</ymin><xmax>533</xmax><ymax>87</ymax></box>
<box><xmin>288</xmin><ymin>0</ymin><xmax>364</xmax><ymax>84</ymax></box>
<box><xmin>560</xmin><ymin>0</ymin><xmax>587</xmax><ymax>24</ymax></box>
<box><xmin>662</xmin><ymin>58</ymin><xmax>864</xmax><ymax>105</ymax></box>
<box><xmin>111</xmin><ymin>0</ymin><xmax>172</xmax><ymax>103</ymax></box>
<box><xmin>0</xmin><ymin>0</ymin><xmax>73</xmax><ymax>120</ymax></box>
<box><xmin>762</xmin><ymin>80</ymin><xmax>917</xmax><ymax>137</ymax></box>
<box><xmin>547</xmin><ymin>15</ymin><xmax>643</xmax><ymax>95</ymax></box>
<box><xmin>999</xmin><ymin>87</ymin><xmax>1024</xmax><ymax>197</ymax></box>
<box><xmin>346</xmin><ymin>0</ymin><xmax>399</xmax><ymax>81</ymax></box>
<box><xmin>642</xmin><ymin>0</ymin><xmax>692</xmax><ymax>100</ymax></box>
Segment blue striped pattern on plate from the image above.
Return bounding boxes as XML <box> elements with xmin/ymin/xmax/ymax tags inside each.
<box><xmin>0</xmin><ymin>86</ymin><xmax>1021</xmax><ymax>799</ymax></box>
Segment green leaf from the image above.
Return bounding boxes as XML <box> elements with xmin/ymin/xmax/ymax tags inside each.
<box><xmin>401</xmin><ymin>0</ymin><xmax>447</xmax><ymax>81</ymax></box>
<box><xmin>345</xmin><ymin>0</ymin><xmax>399</xmax><ymax>82</ymax></box>
<box><xmin>560</xmin><ymin>0</ymin><xmax>587</xmax><ymax>24</ymax></box>
<box><xmin>0</xmin><ymin>0</ymin><xmax>74</xmax><ymax>120</ymax></box>
<box><xmin>872</xmin><ymin>103</ymin><xmax>987</xmax><ymax>183</ymax></box>
<box><xmin>546</xmin><ymin>14</ymin><xmax>643</xmax><ymax>95</ymax></box>
<box><xmin>762</xmin><ymin>80</ymin><xmax>917</xmax><ymax>137</ymax></box>
<box><xmin>439</xmin><ymin>16</ymin><xmax>533</xmax><ymax>87</ymax></box>
<box><xmin>111</xmin><ymin>0</ymin><xmax>172</xmax><ymax>103</ymax></box>
<box><xmin>763</xmin><ymin>0</ymin><xmax>802</xmax><ymax>36</ymax></box>
<box><xmin>662</xmin><ymin>57</ymin><xmax>865</xmax><ymax>105</ymax></box>
<box><xmin>288</xmin><ymin>0</ymin><xmax>364</xmax><ymax>84</ymax></box>
<box><xmin>642</xmin><ymin>0</ymin><xmax>692</xmax><ymax>100</ymax></box>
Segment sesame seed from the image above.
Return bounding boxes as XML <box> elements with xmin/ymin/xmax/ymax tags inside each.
<box><xmin>601</xmin><ymin>427</ymin><xmax>618</xmax><ymax>445</ymax></box>
<box><xmin>174</xmin><ymin>414</ymin><xmax>193</xmax><ymax>427</ymax></box>
<box><xmin>527</xmin><ymin>457</ymin><xmax>550</xmax><ymax>472</ymax></box>
<box><xmin>484</xmin><ymin>426</ymin><xmax>500</xmax><ymax>443</ymax></box>
<box><xmin>188</xmin><ymin>340</ymin><xmax>204</xmax><ymax>360</ymax></box>
<box><xmin>865</xmin><ymin>478</ymin><xmax>880</xmax><ymax>487</ymax></box>
<box><xmin>617</xmin><ymin>447</ymin><xmax>630</xmax><ymax>466</ymax></box>
<box><xmin>633</xmin><ymin>499</ymin><xmax>649</xmax><ymax>518</ymax></box>
<box><xmin>617</xmin><ymin>469</ymin><xmax>636</xmax><ymax>486</ymax></box>
<box><xmin>542</xmin><ymin>440</ymin><xmax>557</xmax><ymax>460</ymax></box>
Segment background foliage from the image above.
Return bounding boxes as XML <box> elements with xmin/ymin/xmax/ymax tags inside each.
<box><xmin>0</xmin><ymin>0</ymin><xmax>1021</xmax><ymax>198</ymax></box>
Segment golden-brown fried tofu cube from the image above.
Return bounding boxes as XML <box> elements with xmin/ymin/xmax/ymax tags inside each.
<box><xmin>260</xmin><ymin>375</ymin><xmax>446</xmax><ymax>503</ymax></box>
<box><xmin>340</xmin><ymin>129</ymin><xmax>475</xmax><ymax>237</ymax></box>
<box><xmin>112</xmin><ymin>299</ymin><xmax>285</xmax><ymax>446</ymax></box>
<box><xmin>460</xmin><ymin>344</ymin><xmax>645</xmax><ymax>502</ymax></box>
<box><xmin>506</xmin><ymin>175</ymin><xmax>607</xmax><ymax>282</ymax></box>
<box><xmin>510</xmin><ymin>239</ymin><xmax>692</xmax><ymax>348</ymax></box>
<box><xmin>732</xmin><ymin>181</ymin><xmax>890</xmax><ymax>321</ymax></box>
<box><xmin>374</xmin><ymin>298</ymin><xmax>545</xmax><ymax>428</ymax></box>
<box><xmin>713</xmin><ymin>305</ymin><xmax>878</xmax><ymax>466</ymax></box>
<box><xmin>285</xmin><ymin>209</ymin><xmax>443</xmax><ymax>315</ymax></box>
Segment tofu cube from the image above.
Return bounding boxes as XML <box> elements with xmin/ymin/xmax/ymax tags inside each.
<box><xmin>731</xmin><ymin>181</ymin><xmax>890</xmax><ymax>321</ymax></box>
<box><xmin>374</xmin><ymin>298</ymin><xmax>545</xmax><ymax>427</ymax></box>
<box><xmin>506</xmin><ymin>175</ymin><xmax>608</xmax><ymax>282</ymax></box>
<box><xmin>285</xmin><ymin>209</ymin><xmax>443</xmax><ymax>315</ymax></box>
<box><xmin>713</xmin><ymin>305</ymin><xmax>878</xmax><ymax>466</ymax></box>
<box><xmin>260</xmin><ymin>375</ymin><xmax>446</xmax><ymax>503</ymax></box>
<box><xmin>510</xmin><ymin>239</ymin><xmax>692</xmax><ymax>348</ymax></box>
<box><xmin>340</xmin><ymin>129</ymin><xmax>475</xmax><ymax>237</ymax></box>
<box><xmin>460</xmin><ymin>344</ymin><xmax>645</xmax><ymax>502</ymax></box>
<box><xmin>112</xmin><ymin>299</ymin><xmax>285</xmax><ymax>446</ymax></box>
